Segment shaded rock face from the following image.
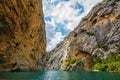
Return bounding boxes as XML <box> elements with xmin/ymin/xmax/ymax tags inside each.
<box><xmin>0</xmin><ymin>0</ymin><xmax>46</xmax><ymax>71</ymax></box>
<box><xmin>46</xmin><ymin>0</ymin><xmax>120</xmax><ymax>70</ymax></box>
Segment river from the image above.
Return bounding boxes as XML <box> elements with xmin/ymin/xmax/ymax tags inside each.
<box><xmin>0</xmin><ymin>70</ymin><xmax>120</xmax><ymax>80</ymax></box>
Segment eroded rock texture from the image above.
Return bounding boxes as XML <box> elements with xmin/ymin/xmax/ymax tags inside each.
<box><xmin>46</xmin><ymin>0</ymin><xmax>120</xmax><ymax>70</ymax></box>
<box><xmin>0</xmin><ymin>0</ymin><xmax>46</xmax><ymax>71</ymax></box>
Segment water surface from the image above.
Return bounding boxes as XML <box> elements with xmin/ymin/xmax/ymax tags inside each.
<box><xmin>0</xmin><ymin>70</ymin><xmax>120</xmax><ymax>80</ymax></box>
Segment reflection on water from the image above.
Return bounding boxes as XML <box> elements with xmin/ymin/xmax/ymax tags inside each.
<box><xmin>0</xmin><ymin>70</ymin><xmax>120</xmax><ymax>80</ymax></box>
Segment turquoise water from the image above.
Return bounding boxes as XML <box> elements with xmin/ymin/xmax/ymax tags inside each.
<box><xmin>0</xmin><ymin>70</ymin><xmax>120</xmax><ymax>80</ymax></box>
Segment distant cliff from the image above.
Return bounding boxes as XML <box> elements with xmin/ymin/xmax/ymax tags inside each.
<box><xmin>0</xmin><ymin>0</ymin><xmax>47</xmax><ymax>71</ymax></box>
<box><xmin>46</xmin><ymin>0</ymin><xmax>120</xmax><ymax>71</ymax></box>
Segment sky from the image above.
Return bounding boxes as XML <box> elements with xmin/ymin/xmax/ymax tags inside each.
<box><xmin>42</xmin><ymin>0</ymin><xmax>103</xmax><ymax>51</ymax></box>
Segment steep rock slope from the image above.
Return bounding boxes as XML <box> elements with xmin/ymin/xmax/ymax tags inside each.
<box><xmin>0</xmin><ymin>0</ymin><xmax>46</xmax><ymax>71</ymax></box>
<box><xmin>46</xmin><ymin>0</ymin><xmax>120</xmax><ymax>70</ymax></box>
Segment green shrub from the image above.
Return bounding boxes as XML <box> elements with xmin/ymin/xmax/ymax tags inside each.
<box><xmin>102</xmin><ymin>53</ymin><xmax>120</xmax><ymax>64</ymax></box>
<box><xmin>93</xmin><ymin>63</ymin><xmax>106</xmax><ymax>71</ymax></box>
<box><xmin>93</xmin><ymin>53</ymin><xmax>120</xmax><ymax>72</ymax></box>
<box><xmin>93</xmin><ymin>56</ymin><xmax>101</xmax><ymax>63</ymax></box>
<box><xmin>107</xmin><ymin>61</ymin><xmax>120</xmax><ymax>72</ymax></box>
<box><xmin>0</xmin><ymin>22</ymin><xmax>4</xmax><ymax>28</ymax></box>
<box><xmin>65</xmin><ymin>58</ymin><xmax>80</xmax><ymax>65</ymax></box>
<box><xmin>79</xmin><ymin>17</ymin><xmax>87</xmax><ymax>24</ymax></box>
<box><xmin>98</xmin><ymin>42</ymin><xmax>105</xmax><ymax>48</ymax></box>
<box><xmin>81</xmin><ymin>17</ymin><xmax>87</xmax><ymax>22</ymax></box>
<box><xmin>86</xmin><ymin>31</ymin><xmax>95</xmax><ymax>35</ymax></box>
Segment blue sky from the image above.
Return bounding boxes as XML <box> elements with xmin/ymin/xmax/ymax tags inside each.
<box><xmin>42</xmin><ymin>0</ymin><xmax>103</xmax><ymax>51</ymax></box>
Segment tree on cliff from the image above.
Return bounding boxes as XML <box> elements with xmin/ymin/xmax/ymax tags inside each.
<box><xmin>0</xmin><ymin>0</ymin><xmax>46</xmax><ymax>71</ymax></box>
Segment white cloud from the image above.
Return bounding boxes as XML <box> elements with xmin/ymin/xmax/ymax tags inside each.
<box><xmin>46</xmin><ymin>21</ymin><xmax>55</xmax><ymax>43</ymax></box>
<box><xmin>42</xmin><ymin>0</ymin><xmax>103</xmax><ymax>51</ymax></box>
<box><xmin>47</xmin><ymin>32</ymin><xmax>64</xmax><ymax>51</ymax></box>
<box><xmin>50</xmin><ymin>0</ymin><xmax>55</xmax><ymax>3</ymax></box>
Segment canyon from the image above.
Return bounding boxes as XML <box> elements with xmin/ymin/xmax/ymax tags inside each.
<box><xmin>0</xmin><ymin>0</ymin><xmax>119</xmax><ymax>72</ymax></box>
<box><xmin>46</xmin><ymin>0</ymin><xmax>120</xmax><ymax>71</ymax></box>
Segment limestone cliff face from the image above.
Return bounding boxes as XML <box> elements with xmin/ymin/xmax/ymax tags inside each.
<box><xmin>0</xmin><ymin>0</ymin><xmax>46</xmax><ymax>71</ymax></box>
<box><xmin>46</xmin><ymin>0</ymin><xmax>120</xmax><ymax>70</ymax></box>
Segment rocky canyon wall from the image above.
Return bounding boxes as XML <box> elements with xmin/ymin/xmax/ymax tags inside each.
<box><xmin>46</xmin><ymin>0</ymin><xmax>120</xmax><ymax>71</ymax></box>
<box><xmin>0</xmin><ymin>0</ymin><xmax>46</xmax><ymax>71</ymax></box>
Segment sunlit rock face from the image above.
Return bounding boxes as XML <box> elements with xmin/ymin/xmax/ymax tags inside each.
<box><xmin>46</xmin><ymin>0</ymin><xmax>120</xmax><ymax>70</ymax></box>
<box><xmin>0</xmin><ymin>0</ymin><xmax>47</xmax><ymax>71</ymax></box>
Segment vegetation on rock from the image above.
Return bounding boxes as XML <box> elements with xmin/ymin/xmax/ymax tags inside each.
<box><xmin>80</xmin><ymin>17</ymin><xmax>87</xmax><ymax>23</ymax></box>
<box><xmin>93</xmin><ymin>53</ymin><xmax>120</xmax><ymax>72</ymax></box>
<box><xmin>0</xmin><ymin>22</ymin><xmax>4</xmax><ymax>28</ymax></box>
<box><xmin>62</xmin><ymin>58</ymin><xmax>86</xmax><ymax>70</ymax></box>
<box><xmin>65</xmin><ymin>58</ymin><xmax>80</xmax><ymax>65</ymax></box>
<box><xmin>86</xmin><ymin>31</ymin><xmax>95</xmax><ymax>35</ymax></box>
<box><xmin>98</xmin><ymin>42</ymin><xmax>105</xmax><ymax>48</ymax></box>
